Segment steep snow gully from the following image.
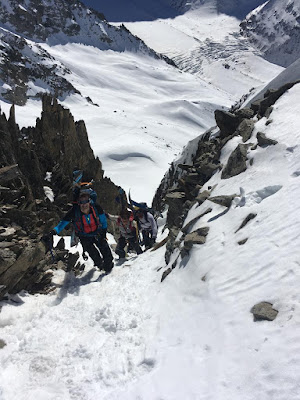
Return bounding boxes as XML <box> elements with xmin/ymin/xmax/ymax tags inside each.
<box><xmin>1</xmin><ymin>78</ymin><xmax>300</xmax><ymax>400</ymax></box>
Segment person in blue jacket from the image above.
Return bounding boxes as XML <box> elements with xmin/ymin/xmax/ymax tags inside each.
<box><xmin>45</xmin><ymin>188</ymin><xmax>114</xmax><ymax>273</ymax></box>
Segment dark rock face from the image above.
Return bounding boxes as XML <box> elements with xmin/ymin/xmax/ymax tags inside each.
<box><xmin>214</xmin><ymin>110</ymin><xmax>241</xmax><ymax>139</ymax></box>
<box><xmin>251</xmin><ymin>302</ymin><xmax>278</xmax><ymax>322</ymax></box>
<box><xmin>221</xmin><ymin>143</ymin><xmax>249</xmax><ymax>179</ymax></box>
<box><xmin>165</xmin><ymin>192</ymin><xmax>186</xmax><ymax>228</ymax></box>
<box><xmin>257</xmin><ymin>132</ymin><xmax>278</xmax><ymax>147</ymax></box>
<box><xmin>0</xmin><ymin>95</ymin><xmax>120</xmax><ymax>300</ymax></box>
<box><xmin>236</xmin><ymin>119</ymin><xmax>254</xmax><ymax>142</ymax></box>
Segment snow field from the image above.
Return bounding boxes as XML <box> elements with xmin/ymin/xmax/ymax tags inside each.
<box><xmin>1</xmin><ymin>44</ymin><xmax>231</xmax><ymax>204</ymax></box>
<box><xmin>124</xmin><ymin>2</ymin><xmax>283</xmax><ymax>98</ymax></box>
<box><xmin>156</xmin><ymin>84</ymin><xmax>300</xmax><ymax>399</ymax></box>
<box><xmin>0</xmin><ymin>241</ymin><xmax>166</xmax><ymax>400</ymax></box>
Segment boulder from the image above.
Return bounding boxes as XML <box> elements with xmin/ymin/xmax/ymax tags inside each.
<box><xmin>235</xmin><ymin>213</ymin><xmax>257</xmax><ymax>233</ymax></box>
<box><xmin>214</xmin><ymin>110</ymin><xmax>241</xmax><ymax>138</ymax></box>
<box><xmin>195</xmin><ymin>190</ymin><xmax>211</xmax><ymax>205</ymax></box>
<box><xmin>0</xmin><ymin>242</ymin><xmax>45</xmax><ymax>297</ymax></box>
<box><xmin>183</xmin><ymin>227</ymin><xmax>209</xmax><ymax>250</ymax></box>
<box><xmin>208</xmin><ymin>195</ymin><xmax>236</xmax><ymax>208</ymax></box>
<box><xmin>221</xmin><ymin>144</ymin><xmax>249</xmax><ymax>179</ymax></box>
<box><xmin>257</xmin><ymin>132</ymin><xmax>278</xmax><ymax>147</ymax></box>
<box><xmin>235</xmin><ymin>119</ymin><xmax>254</xmax><ymax>142</ymax></box>
<box><xmin>235</xmin><ymin>108</ymin><xmax>255</xmax><ymax>119</ymax></box>
<box><xmin>251</xmin><ymin>302</ymin><xmax>278</xmax><ymax>322</ymax></box>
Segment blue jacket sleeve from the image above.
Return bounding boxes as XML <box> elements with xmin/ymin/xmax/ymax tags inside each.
<box><xmin>99</xmin><ymin>213</ymin><xmax>107</xmax><ymax>229</ymax></box>
<box><xmin>54</xmin><ymin>220</ymin><xmax>70</xmax><ymax>234</ymax></box>
<box><xmin>53</xmin><ymin>207</ymin><xmax>74</xmax><ymax>234</ymax></box>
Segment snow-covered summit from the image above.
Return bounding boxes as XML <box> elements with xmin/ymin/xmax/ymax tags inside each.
<box><xmin>240</xmin><ymin>0</ymin><xmax>300</xmax><ymax>67</ymax></box>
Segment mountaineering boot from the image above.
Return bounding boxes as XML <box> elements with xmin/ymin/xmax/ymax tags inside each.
<box><xmin>103</xmin><ymin>260</ymin><xmax>114</xmax><ymax>274</ymax></box>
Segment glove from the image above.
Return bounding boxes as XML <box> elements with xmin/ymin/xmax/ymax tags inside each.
<box><xmin>41</xmin><ymin>230</ymin><xmax>55</xmax><ymax>243</ymax></box>
<box><xmin>41</xmin><ymin>230</ymin><xmax>55</xmax><ymax>252</ymax></box>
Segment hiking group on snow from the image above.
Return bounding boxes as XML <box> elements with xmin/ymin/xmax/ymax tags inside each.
<box><xmin>42</xmin><ymin>170</ymin><xmax>158</xmax><ymax>273</ymax></box>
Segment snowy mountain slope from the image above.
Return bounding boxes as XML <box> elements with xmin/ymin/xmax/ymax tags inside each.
<box><xmin>240</xmin><ymin>0</ymin><xmax>300</xmax><ymax>67</ymax></box>
<box><xmin>1</xmin><ymin>81</ymin><xmax>300</xmax><ymax>400</ymax></box>
<box><xmin>0</xmin><ymin>44</ymin><xmax>232</xmax><ymax>204</ymax></box>
<box><xmin>116</xmin><ymin>0</ymin><xmax>284</xmax><ymax>98</ymax></box>
<box><xmin>0</xmin><ymin>0</ymin><xmax>173</xmax><ymax>105</ymax></box>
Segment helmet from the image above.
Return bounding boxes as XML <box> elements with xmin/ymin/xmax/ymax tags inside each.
<box><xmin>79</xmin><ymin>188</ymin><xmax>92</xmax><ymax>197</ymax></box>
<box><xmin>78</xmin><ymin>188</ymin><xmax>92</xmax><ymax>204</ymax></box>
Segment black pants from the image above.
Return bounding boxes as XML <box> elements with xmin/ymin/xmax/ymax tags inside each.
<box><xmin>142</xmin><ymin>230</ymin><xmax>154</xmax><ymax>248</ymax></box>
<box><xmin>80</xmin><ymin>235</ymin><xmax>113</xmax><ymax>272</ymax></box>
<box><xmin>115</xmin><ymin>236</ymin><xmax>142</xmax><ymax>259</ymax></box>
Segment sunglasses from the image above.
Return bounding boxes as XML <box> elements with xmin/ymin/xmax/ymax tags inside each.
<box><xmin>79</xmin><ymin>199</ymin><xmax>90</xmax><ymax>204</ymax></box>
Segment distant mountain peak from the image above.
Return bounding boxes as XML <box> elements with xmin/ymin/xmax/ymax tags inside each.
<box><xmin>0</xmin><ymin>0</ymin><xmax>174</xmax><ymax>105</ymax></box>
<box><xmin>240</xmin><ymin>0</ymin><xmax>300</xmax><ymax>67</ymax></box>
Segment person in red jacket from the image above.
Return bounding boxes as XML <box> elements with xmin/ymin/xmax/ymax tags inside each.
<box><xmin>44</xmin><ymin>189</ymin><xmax>114</xmax><ymax>273</ymax></box>
<box><xmin>109</xmin><ymin>209</ymin><xmax>142</xmax><ymax>259</ymax></box>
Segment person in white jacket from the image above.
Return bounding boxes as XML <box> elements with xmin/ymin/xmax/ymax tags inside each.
<box><xmin>135</xmin><ymin>209</ymin><xmax>157</xmax><ymax>249</ymax></box>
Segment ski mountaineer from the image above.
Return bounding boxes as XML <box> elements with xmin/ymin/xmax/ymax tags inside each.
<box><xmin>44</xmin><ymin>188</ymin><xmax>114</xmax><ymax>273</ymax></box>
<box><xmin>135</xmin><ymin>208</ymin><xmax>157</xmax><ymax>249</ymax></box>
<box><xmin>108</xmin><ymin>209</ymin><xmax>142</xmax><ymax>259</ymax></box>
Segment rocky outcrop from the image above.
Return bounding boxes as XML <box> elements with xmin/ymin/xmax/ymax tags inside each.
<box><xmin>183</xmin><ymin>227</ymin><xmax>209</xmax><ymax>252</ymax></box>
<box><xmin>257</xmin><ymin>132</ymin><xmax>278</xmax><ymax>147</ymax></box>
<box><xmin>221</xmin><ymin>144</ymin><xmax>249</xmax><ymax>179</ymax></box>
<box><xmin>214</xmin><ymin>110</ymin><xmax>241</xmax><ymax>139</ymax></box>
<box><xmin>153</xmin><ymin>81</ymin><xmax>297</xmax><ymax>281</ymax></box>
<box><xmin>236</xmin><ymin>119</ymin><xmax>254</xmax><ymax>142</ymax></box>
<box><xmin>251</xmin><ymin>302</ymin><xmax>278</xmax><ymax>322</ymax></box>
<box><xmin>250</xmin><ymin>81</ymin><xmax>300</xmax><ymax>118</ymax></box>
<box><xmin>0</xmin><ymin>95</ymin><xmax>120</xmax><ymax>300</ymax></box>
